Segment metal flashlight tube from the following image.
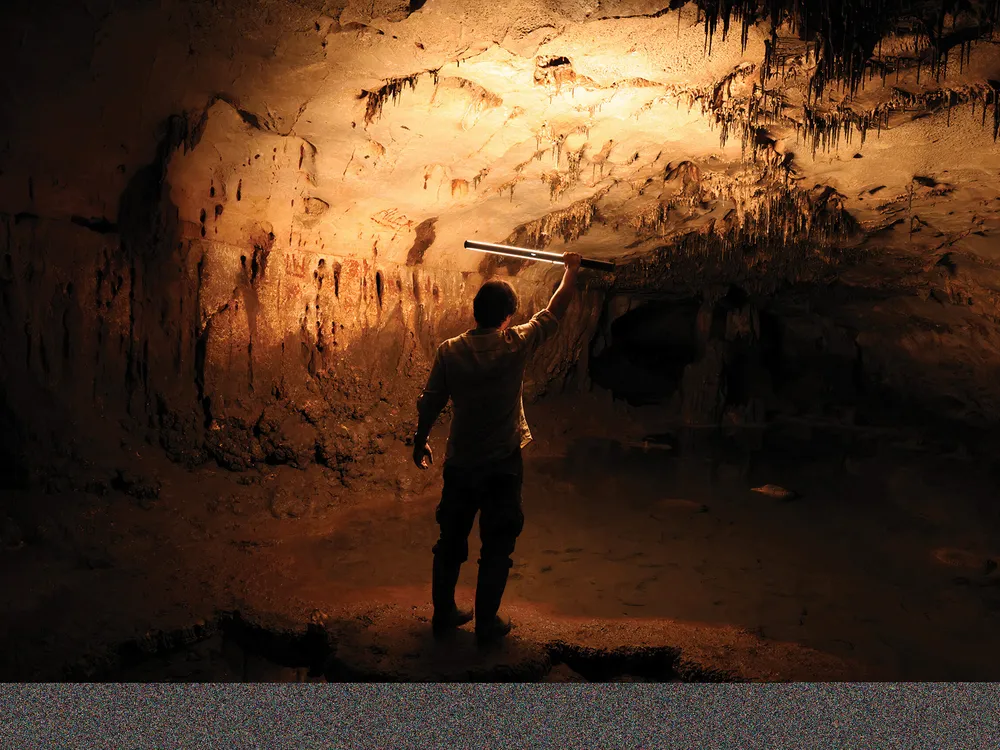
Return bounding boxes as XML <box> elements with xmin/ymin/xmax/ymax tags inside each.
<box><xmin>464</xmin><ymin>240</ymin><xmax>616</xmax><ymax>271</ymax></box>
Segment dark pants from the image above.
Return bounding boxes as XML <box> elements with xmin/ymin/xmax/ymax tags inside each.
<box><xmin>431</xmin><ymin>450</ymin><xmax>524</xmax><ymax>625</ymax></box>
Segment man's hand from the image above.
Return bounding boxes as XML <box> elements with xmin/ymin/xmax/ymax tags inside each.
<box><xmin>562</xmin><ymin>252</ymin><xmax>582</xmax><ymax>273</ymax></box>
<box><xmin>413</xmin><ymin>440</ymin><xmax>433</xmax><ymax>469</ymax></box>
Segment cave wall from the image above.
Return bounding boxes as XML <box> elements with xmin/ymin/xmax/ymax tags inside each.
<box><xmin>0</xmin><ymin>0</ymin><xmax>606</xmax><ymax>473</ymax></box>
<box><xmin>3</xmin><ymin>0</ymin><xmax>1000</xmax><ymax>476</ymax></box>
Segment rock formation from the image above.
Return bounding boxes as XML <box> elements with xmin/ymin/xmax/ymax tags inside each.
<box><xmin>2</xmin><ymin>0</ymin><xmax>1000</xmax><ymax>480</ymax></box>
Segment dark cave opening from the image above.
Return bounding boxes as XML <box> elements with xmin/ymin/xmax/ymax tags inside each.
<box><xmin>588</xmin><ymin>284</ymin><xmax>890</xmax><ymax>428</ymax></box>
<box><xmin>589</xmin><ymin>295</ymin><xmax>702</xmax><ymax>406</ymax></box>
<box><xmin>580</xmin><ymin>280</ymin><xmax>986</xmax><ymax>483</ymax></box>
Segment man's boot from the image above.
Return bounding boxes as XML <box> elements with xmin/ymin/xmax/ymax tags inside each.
<box><xmin>431</xmin><ymin>554</ymin><xmax>473</xmax><ymax>636</ymax></box>
<box><xmin>474</xmin><ymin>560</ymin><xmax>513</xmax><ymax>645</ymax></box>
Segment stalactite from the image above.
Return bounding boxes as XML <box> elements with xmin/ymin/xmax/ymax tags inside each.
<box><xmin>540</xmin><ymin>172</ymin><xmax>568</xmax><ymax>201</ymax></box>
<box><xmin>362</xmin><ymin>74</ymin><xmax>420</xmax><ymax>125</ymax></box>
<box><xmin>495</xmin><ymin>176</ymin><xmax>523</xmax><ymax>203</ymax></box>
<box><xmin>471</xmin><ymin>168</ymin><xmax>490</xmax><ymax>190</ymax></box>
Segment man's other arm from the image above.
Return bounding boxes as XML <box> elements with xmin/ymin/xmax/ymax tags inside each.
<box><xmin>414</xmin><ymin>348</ymin><xmax>449</xmax><ymax>468</ymax></box>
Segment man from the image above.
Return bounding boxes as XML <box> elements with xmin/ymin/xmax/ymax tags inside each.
<box><xmin>413</xmin><ymin>252</ymin><xmax>583</xmax><ymax>645</ymax></box>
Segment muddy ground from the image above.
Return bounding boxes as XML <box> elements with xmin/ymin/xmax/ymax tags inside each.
<box><xmin>2</xmin><ymin>392</ymin><xmax>999</xmax><ymax>682</ymax></box>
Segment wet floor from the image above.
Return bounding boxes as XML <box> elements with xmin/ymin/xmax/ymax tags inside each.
<box><xmin>2</xmin><ymin>402</ymin><xmax>999</xmax><ymax>681</ymax></box>
<box><xmin>285</xmin><ymin>432</ymin><xmax>1000</xmax><ymax>680</ymax></box>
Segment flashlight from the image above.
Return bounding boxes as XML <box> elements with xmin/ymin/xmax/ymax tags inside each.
<box><xmin>464</xmin><ymin>240</ymin><xmax>616</xmax><ymax>271</ymax></box>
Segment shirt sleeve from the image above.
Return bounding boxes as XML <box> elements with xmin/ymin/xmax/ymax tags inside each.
<box><xmin>416</xmin><ymin>347</ymin><xmax>449</xmax><ymax>425</ymax></box>
<box><xmin>510</xmin><ymin>308</ymin><xmax>560</xmax><ymax>354</ymax></box>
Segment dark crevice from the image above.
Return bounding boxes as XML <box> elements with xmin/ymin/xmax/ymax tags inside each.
<box><xmin>71</xmin><ymin>215</ymin><xmax>119</xmax><ymax>234</ymax></box>
<box><xmin>537</xmin><ymin>56</ymin><xmax>571</xmax><ymax>68</ymax></box>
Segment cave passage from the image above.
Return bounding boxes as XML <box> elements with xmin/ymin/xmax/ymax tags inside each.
<box><xmin>2</xmin><ymin>0</ymin><xmax>1000</xmax><ymax>683</ymax></box>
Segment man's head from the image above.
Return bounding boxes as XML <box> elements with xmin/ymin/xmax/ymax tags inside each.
<box><xmin>473</xmin><ymin>280</ymin><xmax>518</xmax><ymax>330</ymax></box>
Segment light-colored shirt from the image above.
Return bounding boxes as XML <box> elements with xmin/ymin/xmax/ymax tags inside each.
<box><xmin>417</xmin><ymin>309</ymin><xmax>560</xmax><ymax>468</ymax></box>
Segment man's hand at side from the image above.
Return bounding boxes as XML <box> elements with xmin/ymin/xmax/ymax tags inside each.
<box><xmin>415</xmin><ymin>348</ymin><xmax>447</xmax><ymax>469</ymax></box>
<box><xmin>413</xmin><ymin>440</ymin><xmax>433</xmax><ymax>469</ymax></box>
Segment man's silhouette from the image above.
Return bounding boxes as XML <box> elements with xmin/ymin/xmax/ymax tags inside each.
<box><xmin>414</xmin><ymin>252</ymin><xmax>582</xmax><ymax>644</ymax></box>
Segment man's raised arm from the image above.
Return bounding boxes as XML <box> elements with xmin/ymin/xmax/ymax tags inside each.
<box><xmin>545</xmin><ymin>252</ymin><xmax>583</xmax><ymax>320</ymax></box>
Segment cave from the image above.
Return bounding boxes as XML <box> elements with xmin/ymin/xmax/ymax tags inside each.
<box><xmin>2</xmin><ymin>0</ymin><xmax>1000</xmax><ymax>683</ymax></box>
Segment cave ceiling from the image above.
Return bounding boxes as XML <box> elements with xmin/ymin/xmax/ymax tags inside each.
<box><xmin>3</xmin><ymin>0</ymin><xmax>1000</xmax><ymax>284</ymax></box>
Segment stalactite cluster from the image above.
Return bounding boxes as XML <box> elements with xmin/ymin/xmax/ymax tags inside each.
<box><xmin>620</xmin><ymin>158</ymin><xmax>858</xmax><ymax>270</ymax></box>
<box><xmin>688</xmin><ymin>0</ymin><xmax>1000</xmax><ymax>158</ymax></box>
<box><xmin>540</xmin><ymin>171</ymin><xmax>569</xmax><ymax>201</ymax></box>
<box><xmin>362</xmin><ymin>69</ymin><xmax>442</xmax><ymax>125</ymax></box>
<box><xmin>502</xmin><ymin>189</ymin><xmax>611</xmax><ymax>249</ymax></box>
<box><xmin>362</xmin><ymin>75</ymin><xmax>420</xmax><ymax>125</ymax></box>
<box><xmin>613</xmin><ymin>178</ymin><xmax>862</xmax><ymax>296</ymax></box>
<box><xmin>695</xmin><ymin>0</ymin><xmax>1000</xmax><ymax>98</ymax></box>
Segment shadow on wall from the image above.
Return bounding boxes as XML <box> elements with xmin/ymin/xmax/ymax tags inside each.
<box><xmin>0</xmin><ymin>385</ymin><xmax>29</xmax><ymax>490</ymax></box>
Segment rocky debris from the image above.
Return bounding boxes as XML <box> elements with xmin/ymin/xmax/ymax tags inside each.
<box><xmin>315</xmin><ymin>423</ymin><xmax>365</xmax><ymax>472</ymax></box>
<box><xmin>151</xmin><ymin>408</ymin><xmax>209</xmax><ymax>468</ymax></box>
<box><xmin>67</xmin><ymin>619</ymin><xmax>222</xmax><ymax>681</ymax></box>
<box><xmin>750</xmin><ymin>484</ymin><xmax>798</xmax><ymax>501</ymax></box>
<box><xmin>932</xmin><ymin>547</ymin><xmax>1000</xmax><ymax>572</ymax></box>
<box><xmin>256</xmin><ymin>406</ymin><xmax>318</xmax><ymax>469</ymax></box>
<box><xmin>111</xmin><ymin>469</ymin><xmax>162</xmax><ymax>507</ymax></box>
<box><xmin>207</xmin><ymin>418</ymin><xmax>266</xmax><ymax>471</ymax></box>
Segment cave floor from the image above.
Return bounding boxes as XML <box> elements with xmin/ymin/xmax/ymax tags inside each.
<box><xmin>2</xmin><ymin>395</ymin><xmax>1000</xmax><ymax>681</ymax></box>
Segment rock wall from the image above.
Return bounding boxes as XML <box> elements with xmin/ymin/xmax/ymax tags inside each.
<box><xmin>3</xmin><ymin>0</ymin><xmax>1000</xmax><ymax>478</ymax></box>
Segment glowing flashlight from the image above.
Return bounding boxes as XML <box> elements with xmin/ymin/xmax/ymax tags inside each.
<box><xmin>464</xmin><ymin>240</ymin><xmax>616</xmax><ymax>271</ymax></box>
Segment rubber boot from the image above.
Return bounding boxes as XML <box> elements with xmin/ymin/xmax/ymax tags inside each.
<box><xmin>431</xmin><ymin>555</ymin><xmax>473</xmax><ymax>636</ymax></box>
<box><xmin>474</xmin><ymin>560</ymin><xmax>513</xmax><ymax>645</ymax></box>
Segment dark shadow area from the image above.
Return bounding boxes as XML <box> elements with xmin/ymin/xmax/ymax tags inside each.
<box><xmin>590</xmin><ymin>296</ymin><xmax>701</xmax><ymax>405</ymax></box>
<box><xmin>0</xmin><ymin>388</ymin><xmax>29</xmax><ymax>491</ymax></box>
<box><xmin>85</xmin><ymin>611</ymin><xmax>725</xmax><ymax>683</ymax></box>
